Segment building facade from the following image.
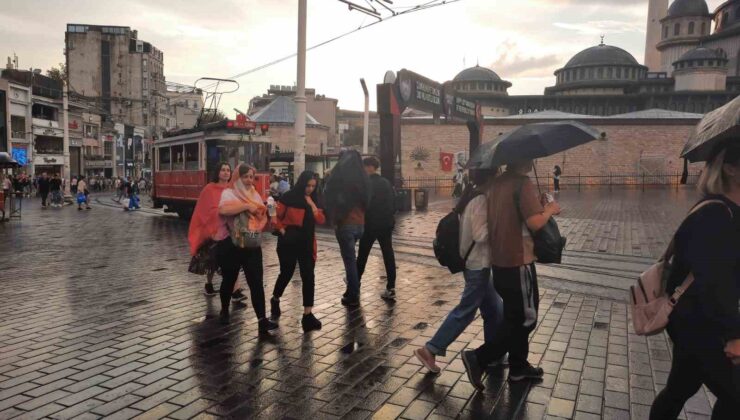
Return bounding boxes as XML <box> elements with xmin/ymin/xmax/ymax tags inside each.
<box><xmin>165</xmin><ymin>84</ymin><xmax>203</xmax><ymax>131</ymax></box>
<box><xmin>249</xmin><ymin>86</ymin><xmax>339</xmax><ymax>151</ymax></box>
<box><xmin>66</xmin><ymin>24</ymin><xmax>166</xmax><ymax>177</ymax></box>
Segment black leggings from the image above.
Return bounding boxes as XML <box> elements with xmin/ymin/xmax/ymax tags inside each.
<box><xmin>475</xmin><ymin>264</ymin><xmax>539</xmax><ymax>369</ymax></box>
<box><xmin>218</xmin><ymin>240</ymin><xmax>266</xmax><ymax>319</ymax></box>
<box><xmin>650</xmin><ymin>341</ymin><xmax>739</xmax><ymax>420</ymax></box>
<box><xmin>272</xmin><ymin>240</ymin><xmax>315</xmax><ymax>307</ymax></box>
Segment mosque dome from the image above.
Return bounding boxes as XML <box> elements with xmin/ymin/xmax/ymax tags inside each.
<box><xmin>564</xmin><ymin>43</ymin><xmax>640</xmax><ymax>68</ymax></box>
<box><xmin>453</xmin><ymin>66</ymin><xmax>502</xmax><ymax>82</ymax></box>
<box><xmin>666</xmin><ymin>0</ymin><xmax>710</xmax><ymax>18</ymax></box>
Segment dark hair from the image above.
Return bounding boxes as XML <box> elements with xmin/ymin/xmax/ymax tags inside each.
<box><xmin>325</xmin><ymin>150</ymin><xmax>370</xmax><ymax>223</ymax></box>
<box><xmin>280</xmin><ymin>171</ymin><xmax>319</xmax><ymax>208</ymax></box>
<box><xmin>237</xmin><ymin>163</ymin><xmax>256</xmax><ymax>177</ymax></box>
<box><xmin>362</xmin><ymin>156</ymin><xmax>380</xmax><ymax>169</ymax></box>
<box><xmin>210</xmin><ymin>162</ymin><xmax>232</xmax><ymax>183</ymax></box>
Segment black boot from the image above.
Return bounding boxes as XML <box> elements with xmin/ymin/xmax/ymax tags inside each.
<box><xmin>301</xmin><ymin>313</ymin><xmax>322</xmax><ymax>332</ymax></box>
<box><xmin>219</xmin><ymin>308</ymin><xmax>230</xmax><ymax>325</ymax></box>
<box><xmin>258</xmin><ymin>318</ymin><xmax>278</xmax><ymax>333</ymax></box>
<box><xmin>270</xmin><ymin>297</ymin><xmax>281</xmax><ymax>319</ymax></box>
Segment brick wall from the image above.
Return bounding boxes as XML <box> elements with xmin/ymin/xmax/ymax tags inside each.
<box><xmin>399</xmin><ymin>120</ymin><xmax>703</xmax><ymax>183</ymax></box>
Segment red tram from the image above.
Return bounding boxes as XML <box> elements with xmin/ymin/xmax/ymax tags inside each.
<box><xmin>151</xmin><ymin>119</ymin><xmax>271</xmax><ymax>219</ymax></box>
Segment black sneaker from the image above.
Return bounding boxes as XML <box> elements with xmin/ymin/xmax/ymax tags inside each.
<box><xmin>204</xmin><ymin>283</ymin><xmax>217</xmax><ymax>296</ymax></box>
<box><xmin>508</xmin><ymin>363</ymin><xmax>544</xmax><ymax>382</ymax></box>
<box><xmin>258</xmin><ymin>318</ymin><xmax>279</xmax><ymax>333</ymax></box>
<box><xmin>219</xmin><ymin>309</ymin><xmax>230</xmax><ymax>325</ymax></box>
<box><xmin>380</xmin><ymin>289</ymin><xmax>396</xmax><ymax>301</ymax></box>
<box><xmin>461</xmin><ymin>350</ymin><xmax>484</xmax><ymax>390</ymax></box>
<box><xmin>301</xmin><ymin>313</ymin><xmax>322</xmax><ymax>332</ymax></box>
<box><xmin>232</xmin><ymin>289</ymin><xmax>247</xmax><ymax>302</ymax></box>
<box><xmin>341</xmin><ymin>296</ymin><xmax>360</xmax><ymax>307</ymax></box>
<box><xmin>270</xmin><ymin>297</ymin><xmax>281</xmax><ymax>319</ymax></box>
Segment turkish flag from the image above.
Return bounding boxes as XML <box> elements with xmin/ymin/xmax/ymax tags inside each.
<box><xmin>440</xmin><ymin>152</ymin><xmax>454</xmax><ymax>172</ymax></box>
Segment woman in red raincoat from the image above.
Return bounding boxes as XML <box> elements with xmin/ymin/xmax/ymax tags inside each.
<box><xmin>188</xmin><ymin>162</ymin><xmax>247</xmax><ymax>301</ymax></box>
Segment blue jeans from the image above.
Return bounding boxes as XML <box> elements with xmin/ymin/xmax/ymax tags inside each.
<box><xmin>426</xmin><ymin>268</ymin><xmax>502</xmax><ymax>357</ymax></box>
<box><xmin>336</xmin><ymin>225</ymin><xmax>364</xmax><ymax>299</ymax></box>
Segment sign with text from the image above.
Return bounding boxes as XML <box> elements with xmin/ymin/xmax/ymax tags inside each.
<box><xmin>395</xmin><ymin>69</ymin><xmax>479</xmax><ymax>122</ymax></box>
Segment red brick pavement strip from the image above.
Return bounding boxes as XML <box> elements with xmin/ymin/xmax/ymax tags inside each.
<box><xmin>0</xmin><ymin>199</ymin><xmax>713</xmax><ymax>419</ymax></box>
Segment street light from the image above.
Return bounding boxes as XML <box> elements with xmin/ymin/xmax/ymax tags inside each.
<box><xmin>360</xmin><ymin>78</ymin><xmax>369</xmax><ymax>155</ymax></box>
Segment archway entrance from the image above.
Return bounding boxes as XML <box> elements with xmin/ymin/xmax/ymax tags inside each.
<box><xmin>376</xmin><ymin>69</ymin><xmax>483</xmax><ymax>186</ymax></box>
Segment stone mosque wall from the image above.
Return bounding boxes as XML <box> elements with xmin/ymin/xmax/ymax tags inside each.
<box><xmin>398</xmin><ymin>119</ymin><xmax>703</xmax><ymax>185</ymax></box>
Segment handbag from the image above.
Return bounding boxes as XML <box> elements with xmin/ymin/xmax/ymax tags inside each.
<box><xmin>188</xmin><ymin>240</ymin><xmax>220</xmax><ymax>275</ymax></box>
<box><xmin>231</xmin><ymin>211</ymin><xmax>263</xmax><ymax>249</ymax></box>
<box><xmin>630</xmin><ymin>199</ymin><xmax>732</xmax><ymax>336</ymax></box>
<box><xmin>514</xmin><ymin>180</ymin><xmax>566</xmax><ymax>264</ymax></box>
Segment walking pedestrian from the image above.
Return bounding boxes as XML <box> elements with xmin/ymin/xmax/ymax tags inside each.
<box><xmin>37</xmin><ymin>172</ymin><xmax>50</xmax><ymax>208</ymax></box>
<box><xmin>71</xmin><ymin>176</ymin><xmax>78</xmax><ymax>194</ymax></box>
<box><xmin>462</xmin><ymin>159</ymin><xmax>561</xmax><ymax>389</ymax></box>
<box><xmin>649</xmin><ymin>141</ymin><xmax>740</xmax><ymax>420</ymax></box>
<box><xmin>269</xmin><ymin>171</ymin><xmax>325</xmax><ymax>332</ymax></box>
<box><xmin>553</xmin><ymin>165</ymin><xmax>562</xmax><ymax>193</ymax></box>
<box><xmin>269</xmin><ymin>175</ymin><xmax>280</xmax><ymax>199</ymax></box>
<box><xmin>127</xmin><ymin>177</ymin><xmax>141</xmax><ymax>210</ymax></box>
<box><xmin>49</xmin><ymin>174</ymin><xmax>63</xmax><ymax>207</ymax></box>
<box><xmin>217</xmin><ymin>163</ymin><xmax>278</xmax><ymax>333</ymax></box>
<box><xmin>324</xmin><ymin>150</ymin><xmax>371</xmax><ymax>307</ymax></box>
<box><xmin>415</xmin><ymin>168</ymin><xmax>503</xmax><ymax>373</ymax></box>
<box><xmin>1</xmin><ymin>174</ymin><xmax>11</xmax><ymax>198</ymax></box>
<box><xmin>76</xmin><ymin>175</ymin><xmax>91</xmax><ymax>210</ymax></box>
<box><xmin>114</xmin><ymin>177</ymin><xmax>123</xmax><ymax>201</ymax></box>
<box><xmin>356</xmin><ymin>156</ymin><xmax>398</xmax><ymax>301</ymax></box>
<box><xmin>188</xmin><ymin>162</ymin><xmax>247</xmax><ymax>300</ymax></box>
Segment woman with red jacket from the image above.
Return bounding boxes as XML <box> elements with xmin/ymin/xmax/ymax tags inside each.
<box><xmin>269</xmin><ymin>171</ymin><xmax>325</xmax><ymax>332</ymax></box>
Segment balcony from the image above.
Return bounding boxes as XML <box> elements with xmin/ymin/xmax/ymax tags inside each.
<box><xmin>11</xmin><ymin>131</ymin><xmax>27</xmax><ymax>140</ymax></box>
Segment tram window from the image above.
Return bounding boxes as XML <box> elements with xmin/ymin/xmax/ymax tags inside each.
<box><xmin>185</xmin><ymin>143</ymin><xmax>199</xmax><ymax>170</ymax></box>
<box><xmin>159</xmin><ymin>147</ymin><xmax>170</xmax><ymax>171</ymax></box>
<box><xmin>173</xmin><ymin>145</ymin><xmax>184</xmax><ymax>170</ymax></box>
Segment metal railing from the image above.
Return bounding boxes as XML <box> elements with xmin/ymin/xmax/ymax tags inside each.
<box><xmin>399</xmin><ymin>171</ymin><xmax>702</xmax><ymax>194</ymax></box>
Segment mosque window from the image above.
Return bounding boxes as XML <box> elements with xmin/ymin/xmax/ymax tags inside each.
<box><xmin>674</xmin><ymin>23</ymin><xmax>680</xmax><ymax>36</ymax></box>
<box><xmin>664</xmin><ymin>25</ymin><xmax>669</xmax><ymax>39</ymax></box>
<box><xmin>709</xmin><ymin>60</ymin><xmax>714</xmax><ymax>66</ymax></box>
<box><xmin>587</xmin><ymin>68</ymin><xmax>593</xmax><ymax>79</ymax></box>
<box><xmin>579</xmin><ymin>68</ymin><xmax>584</xmax><ymax>79</ymax></box>
<box><xmin>688</xmin><ymin>22</ymin><xmax>695</xmax><ymax>35</ymax></box>
<box><xmin>724</xmin><ymin>12</ymin><xmax>729</xmax><ymax>25</ymax></box>
<box><xmin>597</xmin><ymin>68</ymin><xmax>603</xmax><ymax>79</ymax></box>
<box><xmin>701</xmin><ymin>22</ymin><xmax>706</xmax><ymax>34</ymax></box>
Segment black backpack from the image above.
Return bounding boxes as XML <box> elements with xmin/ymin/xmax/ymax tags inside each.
<box><xmin>514</xmin><ymin>179</ymin><xmax>566</xmax><ymax>264</ymax></box>
<box><xmin>433</xmin><ymin>191</ymin><xmax>482</xmax><ymax>274</ymax></box>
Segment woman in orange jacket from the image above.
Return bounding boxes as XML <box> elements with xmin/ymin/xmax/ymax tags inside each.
<box><xmin>269</xmin><ymin>170</ymin><xmax>325</xmax><ymax>332</ymax></box>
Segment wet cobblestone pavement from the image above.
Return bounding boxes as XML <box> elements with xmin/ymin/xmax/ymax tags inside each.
<box><xmin>0</xmin><ymin>191</ymin><xmax>714</xmax><ymax>419</ymax></box>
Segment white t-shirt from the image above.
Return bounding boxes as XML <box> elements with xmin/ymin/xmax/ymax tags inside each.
<box><xmin>459</xmin><ymin>194</ymin><xmax>490</xmax><ymax>270</ymax></box>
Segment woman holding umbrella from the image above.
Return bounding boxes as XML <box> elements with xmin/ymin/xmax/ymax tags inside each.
<box><xmin>649</xmin><ymin>139</ymin><xmax>740</xmax><ymax>415</ymax></box>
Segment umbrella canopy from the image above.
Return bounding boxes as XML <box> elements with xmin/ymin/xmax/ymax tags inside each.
<box><xmin>467</xmin><ymin>121</ymin><xmax>600</xmax><ymax>170</ymax></box>
<box><xmin>0</xmin><ymin>152</ymin><xmax>19</xmax><ymax>169</ymax></box>
<box><xmin>682</xmin><ymin>95</ymin><xmax>740</xmax><ymax>162</ymax></box>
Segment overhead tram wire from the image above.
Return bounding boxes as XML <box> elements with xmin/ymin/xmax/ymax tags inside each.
<box><xmin>105</xmin><ymin>0</ymin><xmax>462</xmax><ymax>117</ymax></box>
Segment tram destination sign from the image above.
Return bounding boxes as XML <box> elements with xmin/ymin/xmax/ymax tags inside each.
<box><xmin>395</xmin><ymin>69</ymin><xmax>479</xmax><ymax>122</ymax></box>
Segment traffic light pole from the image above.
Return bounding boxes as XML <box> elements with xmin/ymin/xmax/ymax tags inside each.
<box><xmin>294</xmin><ymin>0</ymin><xmax>307</xmax><ymax>177</ymax></box>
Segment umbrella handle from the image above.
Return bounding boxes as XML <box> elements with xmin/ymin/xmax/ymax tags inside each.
<box><xmin>533</xmin><ymin>163</ymin><xmax>542</xmax><ymax>194</ymax></box>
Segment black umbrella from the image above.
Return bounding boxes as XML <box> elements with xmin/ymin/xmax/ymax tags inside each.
<box><xmin>0</xmin><ymin>152</ymin><xmax>19</xmax><ymax>169</ymax></box>
<box><xmin>682</xmin><ymin>95</ymin><xmax>740</xmax><ymax>162</ymax></box>
<box><xmin>467</xmin><ymin>121</ymin><xmax>601</xmax><ymax>170</ymax></box>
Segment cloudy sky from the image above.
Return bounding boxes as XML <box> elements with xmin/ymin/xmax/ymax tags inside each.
<box><xmin>0</xmin><ymin>0</ymin><xmax>727</xmax><ymax>114</ymax></box>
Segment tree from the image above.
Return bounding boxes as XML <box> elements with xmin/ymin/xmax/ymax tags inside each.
<box><xmin>47</xmin><ymin>63</ymin><xmax>67</xmax><ymax>83</ymax></box>
<box><xmin>341</xmin><ymin>126</ymin><xmax>364</xmax><ymax>148</ymax></box>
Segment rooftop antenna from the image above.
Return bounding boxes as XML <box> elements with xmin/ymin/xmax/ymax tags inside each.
<box><xmin>600</xmin><ymin>35</ymin><xmax>605</xmax><ymax>46</ymax></box>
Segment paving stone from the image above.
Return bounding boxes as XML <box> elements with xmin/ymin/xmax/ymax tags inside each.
<box><xmin>546</xmin><ymin>397</ymin><xmax>575</xmax><ymax>418</ymax></box>
<box><xmin>0</xmin><ymin>195</ymin><xmax>706</xmax><ymax>418</ymax></box>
